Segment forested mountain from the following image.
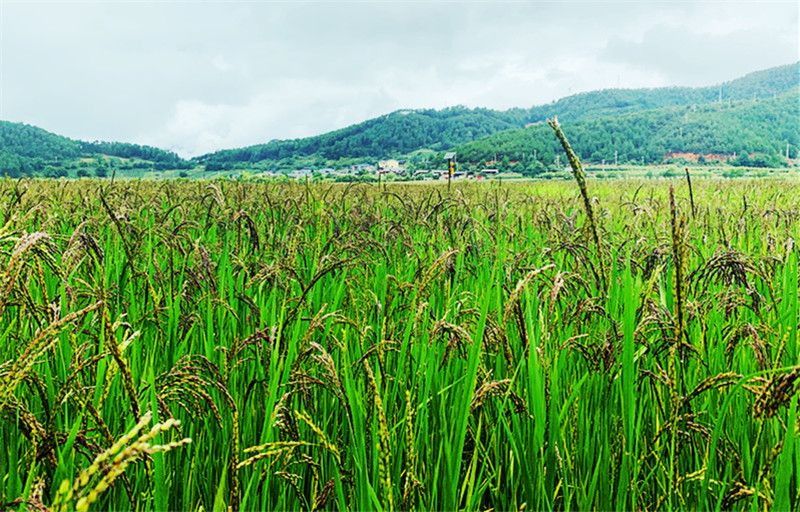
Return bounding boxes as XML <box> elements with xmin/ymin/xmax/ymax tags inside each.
<box><xmin>197</xmin><ymin>62</ymin><xmax>799</xmax><ymax>169</ymax></box>
<box><xmin>0</xmin><ymin>121</ymin><xmax>189</xmax><ymax>177</ymax></box>
<box><xmin>453</xmin><ymin>89</ymin><xmax>799</xmax><ymax>172</ymax></box>
<box><xmin>1</xmin><ymin>62</ymin><xmax>797</xmax><ymax>177</ymax></box>
<box><xmin>508</xmin><ymin>61</ymin><xmax>800</xmax><ymax>125</ymax></box>
<box><xmin>196</xmin><ymin>107</ymin><xmax>519</xmax><ymax>170</ymax></box>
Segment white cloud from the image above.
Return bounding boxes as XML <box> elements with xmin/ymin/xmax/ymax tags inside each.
<box><xmin>144</xmin><ymin>79</ymin><xmax>399</xmax><ymax>156</ymax></box>
<box><xmin>2</xmin><ymin>1</ymin><xmax>797</xmax><ymax>157</ymax></box>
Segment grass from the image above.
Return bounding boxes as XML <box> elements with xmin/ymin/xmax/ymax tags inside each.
<box><xmin>0</xmin><ymin>175</ymin><xmax>798</xmax><ymax>511</ymax></box>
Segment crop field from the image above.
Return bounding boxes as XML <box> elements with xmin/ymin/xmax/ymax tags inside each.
<box><xmin>0</xmin><ymin>174</ymin><xmax>798</xmax><ymax>511</ymax></box>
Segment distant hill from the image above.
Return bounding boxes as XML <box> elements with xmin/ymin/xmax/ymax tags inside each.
<box><xmin>0</xmin><ymin>121</ymin><xmax>189</xmax><ymax>177</ymax></box>
<box><xmin>453</xmin><ymin>88</ymin><xmax>800</xmax><ymax>172</ymax></box>
<box><xmin>195</xmin><ymin>107</ymin><xmax>519</xmax><ymax>170</ymax></box>
<box><xmin>1</xmin><ymin>61</ymin><xmax>797</xmax><ymax>177</ymax></box>
<box><xmin>196</xmin><ymin>62</ymin><xmax>800</xmax><ymax>169</ymax></box>
<box><xmin>511</xmin><ymin>61</ymin><xmax>800</xmax><ymax>125</ymax></box>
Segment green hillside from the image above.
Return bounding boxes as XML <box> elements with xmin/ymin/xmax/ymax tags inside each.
<box><xmin>196</xmin><ymin>107</ymin><xmax>519</xmax><ymax>170</ymax></box>
<box><xmin>1</xmin><ymin>62</ymin><xmax>797</xmax><ymax>176</ymax></box>
<box><xmin>197</xmin><ymin>62</ymin><xmax>799</xmax><ymax>169</ymax></box>
<box><xmin>511</xmin><ymin>61</ymin><xmax>800</xmax><ymax>125</ymax></box>
<box><xmin>0</xmin><ymin>121</ymin><xmax>189</xmax><ymax>177</ymax></box>
<box><xmin>453</xmin><ymin>89</ymin><xmax>800</xmax><ymax>173</ymax></box>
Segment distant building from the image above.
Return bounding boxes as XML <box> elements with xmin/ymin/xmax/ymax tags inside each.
<box><xmin>665</xmin><ymin>152</ymin><xmax>734</xmax><ymax>163</ymax></box>
<box><xmin>435</xmin><ymin>170</ymin><xmax>468</xmax><ymax>180</ymax></box>
<box><xmin>289</xmin><ymin>168</ymin><xmax>312</xmax><ymax>179</ymax></box>
<box><xmin>481</xmin><ymin>168</ymin><xmax>500</xmax><ymax>175</ymax></box>
<box><xmin>351</xmin><ymin>163</ymin><xmax>376</xmax><ymax>174</ymax></box>
<box><xmin>378</xmin><ymin>159</ymin><xmax>406</xmax><ymax>174</ymax></box>
<box><xmin>412</xmin><ymin>169</ymin><xmax>434</xmax><ymax>180</ymax></box>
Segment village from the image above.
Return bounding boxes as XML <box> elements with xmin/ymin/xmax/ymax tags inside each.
<box><xmin>269</xmin><ymin>158</ymin><xmax>504</xmax><ymax>182</ymax></box>
<box><xmin>262</xmin><ymin>149</ymin><xmax>773</xmax><ymax>182</ymax></box>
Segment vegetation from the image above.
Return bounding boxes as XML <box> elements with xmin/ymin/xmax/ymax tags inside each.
<box><xmin>197</xmin><ymin>62</ymin><xmax>799</xmax><ymax>170</ymax></box>
<box><xmin>0</xmin><ymin>169</ymin><xmax>798</xmax><ymax>510</ymax></box>
<box><xmin>1</xmin><ymin>63</ymin><xmax>797</xmax><ymax>177</ymax></box>
<box><xmin>0</xmin><ymin>121</ymin><xmax>190</xmax><ymax>178</ymax></box>
<box><xmin>195</xmin><ymin>107</ymin><xmax>519</xmax><ymax>171</ymax></box>
<box><xmin>453</xmin><ymin>89</ymin><xmax>799</xmax><ymax>174</ymax></box>
<box><xmin>509</xmin><ymin>61</ymin><xmax>800</xmax><ymax>125</ymax></box>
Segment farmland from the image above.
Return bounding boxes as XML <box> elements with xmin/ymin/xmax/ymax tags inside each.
<box><xmin>0</xmin><ymin>173</ymin><xmax>798</xmax><ymax>510</ymax></box>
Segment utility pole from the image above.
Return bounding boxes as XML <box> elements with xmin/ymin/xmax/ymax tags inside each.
<box><xmin>445</xmin><ymin>152</ymin><xmax>456</xmax><ymax>192</ymax></box>
<box><xmin>787</xmin><ymin>143</ymin><xmax>791</xmax><ymax>160</ymax></box>
<box><xmin>614</xmin><ymin>150</ymin><xmax>618</xmax><ymax>166</ymax></box>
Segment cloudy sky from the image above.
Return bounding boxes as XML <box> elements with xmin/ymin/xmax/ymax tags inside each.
<box><xmin>1</xmin><ymin>1</ymin><xmax>798</xmax><ymax>157</ymax></box>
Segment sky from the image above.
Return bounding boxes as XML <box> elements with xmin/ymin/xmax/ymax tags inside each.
<box><xmin>1</xmin><ymin>1</ymin><xmax>798</xmax><ymax>157</ymax></box>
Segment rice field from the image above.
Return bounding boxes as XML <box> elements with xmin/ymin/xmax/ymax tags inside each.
<box><xmin>0</xmin><ymin>173</ymin><xmax>798</xmax><ymax>511</ymax></box>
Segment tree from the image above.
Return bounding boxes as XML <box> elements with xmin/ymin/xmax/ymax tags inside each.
<box><xmin>44</xmin><ymin>167</ymin><xmax>68</xmax><ymax>178</ymax></box>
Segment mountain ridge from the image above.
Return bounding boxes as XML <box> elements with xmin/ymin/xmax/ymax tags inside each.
<box><xmin>452</xmin><ymin>88</ymin><xmax>799</xmax><ymax>173</ymax></box>
<box><xmin>0</xmin><ymin>120</ymin><xmax>189</xmax><ymax>177</ymax></box>
<box><xmin>196</xmin><ymin>61</ymin><xmax>799</xmax><ymax>169</ymax></box>
<box><xmin>0</xmin><ymin>61</ymin><xmax>797</xmax><ymax>176</ymax></box>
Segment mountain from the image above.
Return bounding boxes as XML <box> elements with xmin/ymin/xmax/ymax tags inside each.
<box><xmin>510</xmin><ymin>61</ymin><xmax>800</xmax><ymax>125</ymax></box>
<box><xmin>195</xmin><ymin>107</ymin><xmax>519</xmax><ymax>171</ymax></box>
<box><xmin>0</xmin><ymin>121</ymin><xmax>190</xmax><ymax>177</ymax></box>
<box><xmin>197</xmin><ymin>62</ymin><xmax>799</xmax><ymax>169</ymax></box>
<box><xmin>1</xmin><ymin>62</ymin><xmax>797</xmax><ymax>177</ymax></box>
<box><xmin>452</xmin><ymin>88</ymin><xmax>799</xmax><ymax>172</ymax></box>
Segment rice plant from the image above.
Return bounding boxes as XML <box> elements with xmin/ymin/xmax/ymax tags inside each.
<box><xmin>0</xmin><ymin>173</ymin><xmax>798</xmax><ymax>511</ymax></box>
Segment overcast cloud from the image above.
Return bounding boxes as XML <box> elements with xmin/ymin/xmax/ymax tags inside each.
<box><xmin>1</xmin><ymin>1</ymin><xmax>798</xmax><ymax>157</ymax></box>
